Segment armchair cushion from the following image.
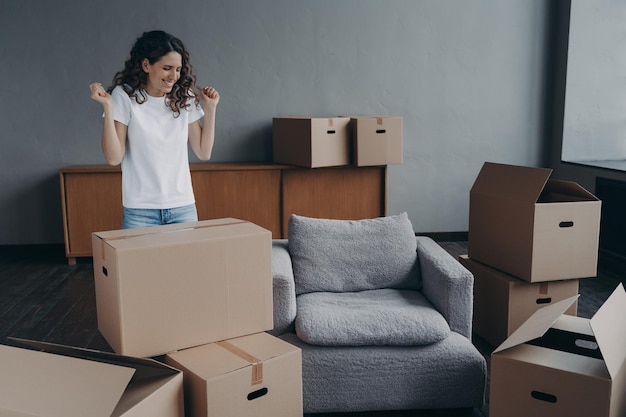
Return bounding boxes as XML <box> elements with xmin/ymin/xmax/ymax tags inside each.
<box><xmin>288</xmin><ymin>213</ymin><xmax>421</xmax><ymax>295</ymax></box>
<box><xmin>295</xmin><ymin>289</ymin><xmax>451</xmax><ymax>346</ymax></box>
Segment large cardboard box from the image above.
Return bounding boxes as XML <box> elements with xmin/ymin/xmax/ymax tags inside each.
<box><xmin>272</xmin><ymin>117</ymin><xmax>351</xmax><ymax>168</ymax></box>
<box><xmin>459</xmin><ymin>255</ymin><xmax>578</xmax><ymax>347</ymax></box>
<box><xmin>165</xmin><ymin>332</ymin><xmax>302</xmax><ymax>417</ymax></box>
<box><xmin>0</xmin><ymin>338</ymin><xmax>183</xmax><ymax>417</ymax></box>
<box><xmin>350</xmin><ymin>116</ymin><xmax>403</xmax><ymax>166</ymax></box>
<box><xmin>92</xmin><ymin>218</ymin><xmax>273</xmax><ymax>358</ymax></box>
<box><xmin>490</xmin><ymin>284</ymin><xmax>626</xmax><ymax>417</ymax></box>
<box><xmin>468</xmin><ymin>162</ymin><xmax>601</xmax><ymax>282</ymax></box>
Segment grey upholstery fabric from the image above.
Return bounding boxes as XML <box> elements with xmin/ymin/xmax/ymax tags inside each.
<box><xmin>288</xmin><ymin>213</ymin><xmax>421</xmax><ymax>295</ymax></box>
<box><xmin>269</xmin><ymin>236</ymin><xmax>475</xmax><ymax>341</ymax></box>
<box><xmin>268</xmin><ymin>239</ymin><xmax>297</xmax><ymax>335</ymax></box>
<box><xmin>295</xmin><ymin>289</ymin><xmax>450</xmax><ymax>346</ymax></box>
<box><xmin>416</xmin><ymin>236</ymin><xmax>474</xmax><ymax>338</ymax></box>
<box><xmin>279</xmin><ymin>332</ymin><xmax>487</xmax><ymax>414</ymax></box>
<box><xmin>269</xmin><ymin>234</ymin><xmax>486</xmax><ymax>413</ymax></box>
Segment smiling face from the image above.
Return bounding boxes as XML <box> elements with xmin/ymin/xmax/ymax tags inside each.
<box><xmin>142</xmin><ymin>51</ymin><xmax>182</xmax><ymax>97</ymax></box>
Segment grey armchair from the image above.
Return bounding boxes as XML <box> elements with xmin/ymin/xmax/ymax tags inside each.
<box><xmin>268</xmin><ymin>214</ymin><xmax>487</xmax><ymax>414</ymax></box>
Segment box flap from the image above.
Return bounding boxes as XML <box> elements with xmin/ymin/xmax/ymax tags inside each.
<box><xmin>10</xmin><ymin>338</ymin><xmax>180</xmax><ymax>383</ymax></box>
<box><xmin>94</xmin><ymin>218</ymin><xmax>258</xmax><ymax>256</ymax></box>
<box><xmin>493</xmin><ymin>294</ymin><xmax>579</xmax><ymax>353</ymax></box>
<box><xmin>0</xmin><ymin>342</ymin><xmax>134</xmax><ymax>417</ymax></box>
<box><xmin>167</xmin><ymin>333</ymin><xmax>299</xmax><ymax>383</ymax></box>
<box><xmin>470</xmin><ymin>162</ymin><xmax>552</xmax><ymax>203</ymax></box>
<box><xmin>93</xmin><ymin>217</ymin><xmax>245</xmax><ymax>240</ymax></box>
<box><xmin>541</xmin><ymin>179</ymin><xmax>600</xmax><ymax>202</ymax></box>
<box><xmin>590</xmin><ymin>283</ymin><xmax>626</xmax><ymax>379</ymax></box>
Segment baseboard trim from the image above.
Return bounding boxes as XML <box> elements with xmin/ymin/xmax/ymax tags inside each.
<box><xmin>416</xmin><ymin>231</ymin><xmax>468</xmax><ymax>242</ymax></box>
<box><xmin>0</xmin><ymin>244</ymin><xmax>65</xmax><ymax>259</ymax></box>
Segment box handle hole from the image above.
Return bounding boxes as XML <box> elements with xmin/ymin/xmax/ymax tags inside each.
<box><xmin>531</xmin><ymin>391</ymin><xmax>557</xmax><ymax>403</ymax></box>
<box><xmin>559</xmin><ymin>221</ymin><xmax>574</xmax><ymax>228</ymax></box>
<box><xmin>326</xmin><ymin>130</ymin><xmax>336</xmax><ymax>134</ymax></box>
<box><xmin>102</xmin><ymin>267</ymin><xmax>108</xmax><ymax>277</ymax></box>
<box><xmin>247</xmin><ymin>387</ymin><xmax>268</xmax><ymax>401</ymax></box>
<box><xmin>376</xmin><ymin>129</ymin><xmax>386</xmax><ymax>134</ymax></box>
<box><xmin>536</xmin><ymin>297</ymin><xmax>552</xmax><ymax>304</ymax></box>
<box><xmin>575</xmin><ymin>339</ymin><xmax>599</xmax><ymax>351</ymax></box>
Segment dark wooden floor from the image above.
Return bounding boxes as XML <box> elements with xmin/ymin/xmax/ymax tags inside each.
<box><xmin>1</xmin><ymin>243</ymin><xmax>624</xmax><ymax>417</ymax></box>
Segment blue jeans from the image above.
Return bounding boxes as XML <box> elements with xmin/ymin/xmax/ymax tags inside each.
<box><xmin>122</xmin><ymin>203</ymin><xmax>198</xmax><ymax>229</ymax></box>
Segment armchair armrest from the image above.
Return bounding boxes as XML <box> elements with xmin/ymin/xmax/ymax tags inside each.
<box><xmin>267</xmin><ymin>239</ymin><xmax>297</xmax><ymax>336</ymax></box>
<box><xmin>416</xmin><ymin>236</ymin><xmax>474</xmax><ymax>339</ymax></box>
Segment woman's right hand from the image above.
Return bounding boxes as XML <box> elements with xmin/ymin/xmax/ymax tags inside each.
<box><xmin>89</xmin><ymin>82</ymin><xmax>112</xmax><ymax>107</ymax></box>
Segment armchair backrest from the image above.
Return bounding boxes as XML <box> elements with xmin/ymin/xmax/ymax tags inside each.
<box><xmin>288</xmin><ymin>213</ymin><xmax>421</xmax><ymax>295</ymax></box>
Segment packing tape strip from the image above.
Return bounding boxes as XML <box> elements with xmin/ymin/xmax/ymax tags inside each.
<box><xmin>539</xmin><ymin>282</ymin><xmax>549</xmax><ymax>295</ymax></box>
<box><xmin>217</xmin><ymin>340</ymin><xmax>264</xmax><ymax>385</ymax></box>
<box><xmin>99</xmin><ymin>219</ymin><xmax>249</xmax><ymax>261</ymax></box>
<box><xmin>377</xmin><ymin>117</ymin><xmax>383</xmax><ymax>125</ymax></box>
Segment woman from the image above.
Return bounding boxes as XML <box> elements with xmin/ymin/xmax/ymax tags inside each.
<box><xmin>89</xmin><ymin>30</ymin><xmax>220</xmax><ymax>229</ymax></box>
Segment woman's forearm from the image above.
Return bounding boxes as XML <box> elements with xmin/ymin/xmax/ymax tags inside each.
<box><xmin>101</xmin><ymin>105</ymin><xmax>126</xmax><ymax>166</ymax></box>
<box><xmin>196</xmin><ymin>107</ymin><xmax>217</xmax><ymax>161</ymax></box>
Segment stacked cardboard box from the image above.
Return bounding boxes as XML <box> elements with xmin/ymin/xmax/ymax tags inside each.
<box><xmin>91</xmin><ymin>218</ymin><xmax>274</xmax><ymax>358</ymax></box>
<box><xmin>465</xmin><ymin>162</ymin><xmax>601</xmax><ymax>346</ymax></box>
<box><xmin>0</xmin><ymin>218</ymin><xmax>303</xmax><ymax>417</ymax></box>
<box><xmin>272</xmin><ymin>117</ymin><xmax>352</xmax><ymax>168</ymax></box>
<box><xmin>92</xmin><ymin>218</ymin><xmax>303</xmax><ymax>416</ymax></box>
<box><xmin>272</xmin><ymin>116</ymin><xmax>402</xmax><ymax>167</ymax></box>
<box><xmin>458</xmin><ymin>254</ymin><xmax>579</xmax><ymax>348</ymax></box>
<box><xmin>464</xmin><ymin>162</ymin><xmax>613</xmax><ymax>417</ymax></box>
<box><xmin>490</xmin><ymin>284</ymin><xmax>626</xmax><ymax>417</ymax></box>
<box><xmin>166</xmin><ymin>332</ymin><xmax>302</xmax><ymax>417</ymax></box>
<box><xmin>349</xmin><ymin>116</ymin><xmax>403</xmax><ymax>166</ymax></box>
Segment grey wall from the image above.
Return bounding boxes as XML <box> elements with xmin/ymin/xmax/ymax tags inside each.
<box><xmin>1</xmin><ymin>0</ymin><xmax>551</xmax><ymax>245</ymax></box>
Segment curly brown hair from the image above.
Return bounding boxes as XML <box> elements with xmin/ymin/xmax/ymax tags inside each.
<box><xmin>107</xmin><ymin>30</ymin><xmax>199</xmax><ymax>116</ymax></box>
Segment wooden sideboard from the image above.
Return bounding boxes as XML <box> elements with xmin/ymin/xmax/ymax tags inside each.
<box><xmin>60</xmin><ymin>163</ymin><xmax>387</xmax><ymax>264</ymax></box>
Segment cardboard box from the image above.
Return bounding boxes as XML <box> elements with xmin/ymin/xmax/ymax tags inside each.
<box><xmin>489</xmin><ymin>283</ymin><xmax>626</xmax><ymax>417</ymax></box>
<box><xmin>272</xmin><ymin>117</ymin><xmax>351</xmax><ymax>168</ymax></box>
<box><xmin>165</xmin><ymin>332</ymin><xmax>303</xmax><ymax>417</ymax></box>
<box><xmin>468</xmin><ymin>162</ymin><xmax>601</xmax><ymax>282</ymax></box>
<box><xmin>459</xmin><ymin>255</ymin><xmax>578</xmax><ymax>347</ymax></box>
<box><xmin>0</xmin><ymin>338</ymin><xmax>183</xmax><ymax>417</ymax></box>
<box><xmin>92</xmin><ymin>218</ymin><xmax>273</xmax><ymax>358</ymax></box>
<box><xmin>350</xmin><ymin>116</ymin><xmax>403</xmax><ymax>166</ymax></box>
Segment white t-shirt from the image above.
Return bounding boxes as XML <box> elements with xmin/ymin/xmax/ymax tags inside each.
<box><xmin>111</xmin><ymin>86</ymin><xmax>204</xmax><ymax>209</ymax></box>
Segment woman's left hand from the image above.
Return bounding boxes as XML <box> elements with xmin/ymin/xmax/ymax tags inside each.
<box><xmin>200</xmin><ymin>86</ymin><xmax>220</xmax><ymax>109</ymax></box>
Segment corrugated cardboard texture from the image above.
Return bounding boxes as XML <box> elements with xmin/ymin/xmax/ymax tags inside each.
<box><xmin>459</xmin><ymin>255</ymin><xmax>578</xmax><ymax>347</ymax></box>
<box><xmin>0</xmin><ymin>345</ymin><xmax>133</xmax><ymax>417</ymax></box>
<box><xmin>468</xmin><ymin>162</ymin><xmax>601</xmax><ymax>282</ymax></box>
<box><xmin>166</xmin><ymin>332</ymin><xmax>303</xmax><ymax>417</ymax></box>
<box><xmin>92</xmin><ymin>219</ymin><xmax>273</xmax><ymax>357</ymax></box>
<box><xmin>490</xmin><ymin>284</ymin><xmax>626</xmax><ymax>417</ymax></box>
<box><xmin>351</xmin><ymin>116</ymin><xmax>403</xmax><ymax>166</ymax></box>
<box><xmin>2</xmin><ymin>338</ymin><xmax>184</xmax><ymax>417</ymax></box>
<box><xmin>273</xmin><ymin>117</ymin><xmax>351</xmax><ymax>168</ymax></box>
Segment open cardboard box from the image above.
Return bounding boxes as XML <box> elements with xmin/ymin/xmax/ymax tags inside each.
<box><xmin>349</xmin><ymin>116</ymin><xmax>403</xmax><ymax>166</ymax></box>
<box><xmin>92</xmin><ymin>218</ymin><xmax>273</xmax><ymax>358</ymax></box>
<box><xmin>272</xmin><ymin>117</ymin><xmax>351</xmax><ymax>168</ymax></box>
<box><xmin>0</xmin><ymin>338</ymin><xmax>183</xmax><ymax>417</ymax></box>
<box><xmin>459</xmin><ymin>254</ymin><xmax>578</xmax><ymax>347</ymax></box>
<box><xmin>490</xmin><ymin>283</ymin><xmax>626</xmax><ymax>417</ymax></box>
<box><xmin>468</xmin><ymin>162</ymin><xmax>601</xmax><ymax>282</ymax></box>
<box><xmin>165</xmin><ymin>332</ymin><xmax>302</xmax><ymax>417</ymax></box>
